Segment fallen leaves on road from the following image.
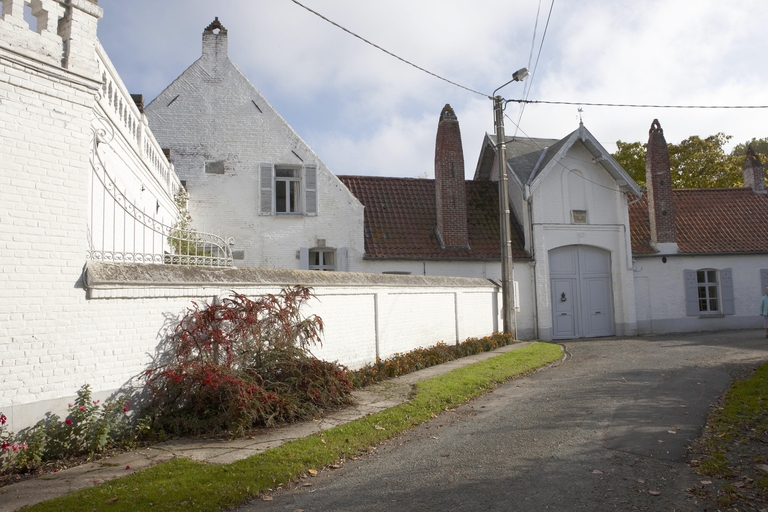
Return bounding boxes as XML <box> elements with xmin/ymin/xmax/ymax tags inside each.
<box><xmin>262</xmin><ymin>496</ymin><xmax>273</xmax><ymax>501</ymax></box>
<box><xmin>649</xmin><ymin>490</ymin><xmax>660</xmax><ymax>496</ymax></box>
<box><xmin>591</xmin><ymin>470</ymin><xmax>603</xmax><ymax>475</ymax></box>
<box><xmin>307</xmin><ymin>469</ymin><xmax>318</xmax><ymax>477</ymax></box>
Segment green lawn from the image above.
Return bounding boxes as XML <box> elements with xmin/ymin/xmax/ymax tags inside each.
<box><xmin>27</xmin><ymin>342</ymin><xmax>562</xmax><ymax>512</ymax></box>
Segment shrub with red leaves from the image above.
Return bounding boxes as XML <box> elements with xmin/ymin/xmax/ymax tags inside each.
<box><xmin>142</xmin><ymin>286</ymin><xmax>352</xmax><ymax>436</ymax></box>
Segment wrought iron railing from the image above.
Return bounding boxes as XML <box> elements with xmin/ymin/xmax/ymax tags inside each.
<box><xmin>87</xmin><ymin>117</ymin><xmax>233</xmax><ymax>267</ymax></box>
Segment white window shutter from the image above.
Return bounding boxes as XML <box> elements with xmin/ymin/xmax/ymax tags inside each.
<box><xmin>513</xmin><ymin>280</ymin><xmax>520</xmax><ymax>311</ymax></box>
<box><xmin>299</xmin><ymin>247</ymin><xmax>309</xmax><ymax>270</ymax></box>
<box><xmin>304</xmin><ymin>165</ymin><xmax>317</xmax><ymax>216</ymax></box>
<box><xmin>336</xmin><ymin>247</ymin><xmax>348</xmax><ymax>272</ymax></box>
<box><xmin>260</xmin><ymin>163</ymin><xmax>273</xmax><ymax>215</ymax></box>
<box><xmin>720</xmin><ymin>268</ymin><xmax>734</xmax><ymax>315</ymax></box>
<box><xmin>683</xmin><ymin>269</ymin><xmax>698</xmax><ymax>316</ymax></box>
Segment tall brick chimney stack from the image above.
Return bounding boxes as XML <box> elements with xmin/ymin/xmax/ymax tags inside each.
<box><xmin>201</xmin><ymin>17</ymin><xmax>228</xmax><ymax>76</ymax></box>
<box><xmin>743</xmin><ymin>145</ymin><xmax>766</xmax><ymax>194</ymax></box>
<box><xmin>645</xmin><ymin>119</ymin><xmax>678</xmax><ymax>253</ymax></box>
<box><xmin>434</xmin><ymin>104</ymin><xmax>469</xmax><ymax>249</ymax></box>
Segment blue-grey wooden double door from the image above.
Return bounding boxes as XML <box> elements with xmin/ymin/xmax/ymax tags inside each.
<box><xmin>549</xmin><ymin>245</ymin><xmax>615</xmax><ymax>339</ymax></box>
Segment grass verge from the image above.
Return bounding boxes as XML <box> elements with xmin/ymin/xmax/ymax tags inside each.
<box><xmin>25</xmin><ymin>342</ymin><xmax>561</xmax><ymax>512</ymax></box>
<box><xmin>689</xmin><ymin>360</ymin><xmax>768</xmax><ymax>508</ymax></box>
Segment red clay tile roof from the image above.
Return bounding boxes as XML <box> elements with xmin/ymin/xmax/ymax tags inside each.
<box><xmin>629</xmin><ymin>188</ymin><xmax>768</xmax><ymax>255</ymax></box>
<box><xmin>338</xmin><ymin>176</ymin><xmax>527</xmax><ymax>260</ymax></box>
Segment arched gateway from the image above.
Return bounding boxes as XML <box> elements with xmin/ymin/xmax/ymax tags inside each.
<box><xmin>549</xmin><ymin>245</ymin><xmax>615</xmax><ymax>339</ymax></box>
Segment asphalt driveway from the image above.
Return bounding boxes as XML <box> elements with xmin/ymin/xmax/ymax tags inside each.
<box><xmin>244</xmin><ymin>330</ymin><xmax>768</xmax><ymax>511</ymax></box>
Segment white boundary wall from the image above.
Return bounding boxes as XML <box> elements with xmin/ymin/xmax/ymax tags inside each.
<box><xmin>2</xmin><ymin>263</ymin><xmax>501</xmax><ymax>431</ymax></box>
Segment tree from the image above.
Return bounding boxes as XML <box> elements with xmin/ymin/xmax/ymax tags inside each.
<box><xmin>668</xmin><ymin>133</ymin><xmax>742</xmax><ymax>189</ymax></box>
<box><xmin>613</xmin><ymin>140</ymin><xmax>647</xmax><ymax>188</ymax></box>
<box><xmin>611</xmin><ymin>133</ymin><xmax>747</xmax><ymax>189</ymax></box>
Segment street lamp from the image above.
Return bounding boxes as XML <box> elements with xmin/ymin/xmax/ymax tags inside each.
<box><xmin>493</xmin><ymin>67</ymin><xmax>528</xmax><ymax>337</ymax></box>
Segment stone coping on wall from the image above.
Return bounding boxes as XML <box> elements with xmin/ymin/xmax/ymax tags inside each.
<box><xmin>83</xmin><ymin>262</ymin><xmax>500</xmax><ymax>299</ymax></box>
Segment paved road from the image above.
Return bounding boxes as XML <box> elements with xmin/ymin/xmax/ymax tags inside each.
<box><xmin>243</xmin><ymin>330</ymin><xmax>768</xmax><ymax>511</ymax></box>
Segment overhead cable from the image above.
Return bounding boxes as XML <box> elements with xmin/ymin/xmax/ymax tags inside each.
<box><xmin>291</xmin><ymin>0</ymin><xmax>489</xmax><ymax>98</ymax></box>
<box><xmin>510</xmin><ymin>99</ymin><xmax>768</xmax><ymax>109</ymax></box>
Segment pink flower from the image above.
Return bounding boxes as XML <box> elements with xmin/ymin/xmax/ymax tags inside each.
<box><xmin>21</xmin><ymin>442</ymin><xmax>28</xmax><ymax>451</ymax></box>
<box><xmin>123</xmin><ymin>407</ymin><xmax>128</xmax><ymax>413</ymax></box>
<box><xmin>125</xmin><ymin>465</ymin><xmax>130</xmax><ymax>470</ymax></box>
<box><xmin>12</xmin><ymin>444</ymin><xmax>18</xmax><ymax>451</ymax></box>
<box><xmin>65</xmin><ymin>419</ymin><xmax>73</xmax><ymax>425</ymax></box>
<box><xmin>1</xmin><ymin>442</ymin><xmax>10</xmax><ymax>452</ymax></box>
<box><xmin>79</xmin><ymin>406</ymin><xmax>85</xmax><ymax>411</ymax></box>
<box><xmin>68</xmin><ymin>403</ymin><xmax>72</xmax><ymax>408</ymax></box>
<box><xmin>0</xmin><ymin>413</ymin><xmax>6</xmax><ymax>425</ymax></box>
<box><xmin>93</xmin><ymin>400</ymin><xmax>100</xmax><ymax>405</ymax></box>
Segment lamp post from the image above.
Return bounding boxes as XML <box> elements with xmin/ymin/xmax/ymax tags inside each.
<box><xmin>493</xmin><ymin>68</ymin><xmax>529</xmax><ymax>337</ymax></box>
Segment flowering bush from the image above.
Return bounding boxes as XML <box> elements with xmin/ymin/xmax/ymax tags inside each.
<box><xmin>142</xmin><ymin>286</ymin><xmax>353</xmax><ymax>436</ymax></box>
<box><xmin>348</xmin><ymin>332</ymin><xmax>515</xmax><ymax>388</ymax></box>
<box><xmin>44</xmin><ymin>384</ymin><xmax>132</xmax><ymax>459</ymax></box>
<box><xmin>0</xmin><ymin>384</ymin><xmax>135</xmax><ymax>476</ymax></box>
<box><xmin>0</xmin><ymin>412</ymin><xmax>29</xmax><ymax>473</ymax></box>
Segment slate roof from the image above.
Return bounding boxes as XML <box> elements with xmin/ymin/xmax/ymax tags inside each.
<box><xmin>338</xmin><ymin>176</ymin><xmax>528</xmax><ymax>260</ymax></box>
<box><xmin>629</xmin><ymin>188</ymin><xmax>768</xmax><ymax>255</ymax></box>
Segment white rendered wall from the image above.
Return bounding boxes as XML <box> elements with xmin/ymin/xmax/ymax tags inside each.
<box><xmin>529</xmin><ymin>143</ymin><xmax>637</xmax><ymax>340</ymax></box>
<box><xmin>633</xmin><ymin>254</ymin><xmax>767</xmax><ymax>335</ymax></box>
<box><xmin>2</xmin><ymin>264</ymin><xmax>503</xmax><ymax>431</ymax></box>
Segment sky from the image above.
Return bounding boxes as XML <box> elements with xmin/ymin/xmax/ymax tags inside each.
<box><xmin>97</xmin><ymin>0</ymin><xmax>768</xmax><ymax>179</ymax></box>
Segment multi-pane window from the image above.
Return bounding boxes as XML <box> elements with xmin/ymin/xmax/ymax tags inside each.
<box><xmin>260</xmin><ymin>164</ymin><xmax>317</xmax><ymax>216</ymax></box>
<box><xmin>309</xmin><ymin>249</ymin><xmax>335</xmax><ymax>271</ymax></box>
<box><xmin>275</xmin><ymin>168</ymin><xmax>301</xmax><ymax>214</ymax></box>
<box><xmin>696</xmin><ymin>269</ymin><xmax>719</xmax><ymax>313</ymax></box>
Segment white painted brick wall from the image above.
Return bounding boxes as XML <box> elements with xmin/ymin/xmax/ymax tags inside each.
<box><xmin>633</xmin><ymin>254</ymin><xmax>767</xmax><ymax>334</ymax></box>
<box><xmin>2</xmin><ymin>265</ymin><xmax>502</xmax><ymax>432</ymax></box>
<box><xmin>144</xmin><ymin>32</ymin><xmax>365</xmax><ymax>270</ymax></box>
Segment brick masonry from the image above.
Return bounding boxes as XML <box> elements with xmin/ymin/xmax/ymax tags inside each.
<box><xmin>645</xmin><ymin>119</ymin><xmax>678</xmax><ymax>247</ymax></box>
<box><xmin>434</xmin><ymin>104</ymin><xmax>468</xmax><ymax>249</ymax></box>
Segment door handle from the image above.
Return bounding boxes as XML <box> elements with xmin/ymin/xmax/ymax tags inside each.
<box><xmin>595</xmin><ymin>311</ymin><xmax>601</xmax><ymax>314</ymax></box>
<box><xmin>560</xmin><ymin>292</ymin><xmax>567</xmax><ymax>302</ymax></box>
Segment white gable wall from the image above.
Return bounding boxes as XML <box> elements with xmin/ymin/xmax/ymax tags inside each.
<box><xmin>145</xmin><ymin>32</ymin><xmax>364</xmax><ymax>271</ymax></box>
<box><xmin>529</xmin><ymin>142</ymin><xmax>637</xmax><ymax>340</ymax></box>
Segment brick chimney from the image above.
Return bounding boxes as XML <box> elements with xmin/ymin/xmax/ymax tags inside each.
<box><xmin>743</xmin><ymin>145</ymin><xmax>766</xmax><ymax>194</ymax></box>
<box><xmin>434</xmin><ymin>104</ymin><xmax>468</xmax><ymax>249</ymax></box>
<box><xmin>201</xmin><ymin>17</ymin><xmax>228</xmax><ymax>75</ymax></box>
<box><xmin>645</xmin><ymin>119</ymin><xmax>678</xmax><ymax>253</ymax></box>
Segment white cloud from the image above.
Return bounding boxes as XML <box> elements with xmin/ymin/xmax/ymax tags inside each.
<box><xmin>98</xmin><ymin>0</ymin><xmax>768</xmax><ymax>177</ymax></box>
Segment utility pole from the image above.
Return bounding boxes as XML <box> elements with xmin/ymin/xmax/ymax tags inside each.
<box><xmin>492</xmin><ymin>67</ymin><xmax>528</xmax><ymax>338</ymax></box>
<box><xmin>494</xmin><ymin>95</ymin><xmax>516</xmax><ymax>337</ymax></box>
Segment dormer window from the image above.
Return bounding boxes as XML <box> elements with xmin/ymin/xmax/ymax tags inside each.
<box><xmin>259</xmin><ymin>164</ymin><xmax>317</xmax><ymax>216</ymax></box>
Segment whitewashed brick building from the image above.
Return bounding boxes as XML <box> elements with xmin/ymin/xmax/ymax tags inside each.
<box><xmin>145</xmin><ymin>18</ymin><xmax>365</xmax><ymax>272</ymax></box>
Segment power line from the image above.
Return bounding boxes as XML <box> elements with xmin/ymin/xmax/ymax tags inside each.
<box><xmin>515</xmin><ymin>0</ymin><xmax>555</xmax><ymax>138</ymax></box>
<box><xmin>290</xmin><ymin>0</ymin><xmax>489</xmax><ymax>98</ymax></box>
<box><xmin>291</xmin><ymin>1</ymin><xmax>768</xmax><ymax>112</ymax></box>
<box><xmin>509</xmin><ymin>99</ymin><xmax>768</xmax><ymax>109</ymax></box>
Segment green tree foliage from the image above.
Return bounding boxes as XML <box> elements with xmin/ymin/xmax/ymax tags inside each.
<box><xmin>668</xmin><ymin>133</ymin><xmax>742</xmax><ymax>189</ymax></box>
<box><xmin>612</xmin><ymin>133</ymin><xmax>768</xmax><ymax>189</ymax></box>
<box><xmin>613</xmin><ymin>140</ymin><xmax>647</xmax><ymax>187</ymax></box>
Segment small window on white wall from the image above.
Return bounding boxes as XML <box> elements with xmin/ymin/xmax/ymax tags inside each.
<box><xmin>275</xmin><ymin>167</ymin><xmax>301</xmax><ymax>214</ymax></box>
<box><xmin>260</xmin><ymin>164</ymin><xmax>318</xmax><ymax>216</ymax></box>
<box><xmin>299</xmin><ymin>247</ymin><xmax>348</xmax><ymax>271</ymax></box>
<box><xmin>684</xmin><ymin>268</ymin><xmax>734</xmax><ymax>316</ymax></box>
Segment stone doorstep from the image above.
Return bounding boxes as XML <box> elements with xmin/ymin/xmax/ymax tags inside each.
<box><xmin>0</xmin><ymin>342</ymin><xmax>530</xmax><ymax>512</ymax></box>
